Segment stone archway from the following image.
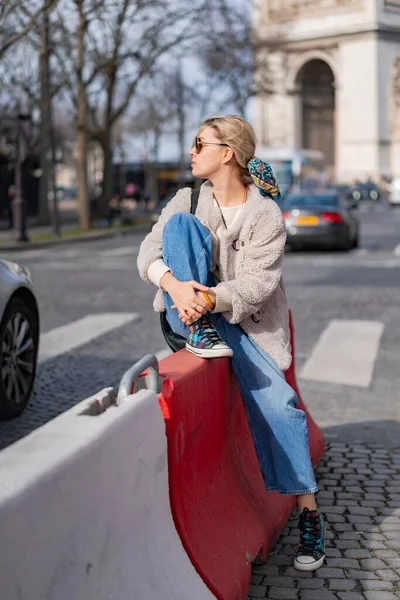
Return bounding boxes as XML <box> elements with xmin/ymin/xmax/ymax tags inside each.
<box><xmin>296</xmin><ymin>59</ymin><xmax>336</xmax><ymax>171</ymax></box>
<box><xmin>390</xmin><ymin>56</ymin><xmax>400</xmax><ymax>178</ymax></box>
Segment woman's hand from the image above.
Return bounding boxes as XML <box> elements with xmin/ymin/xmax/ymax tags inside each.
<box><xmin>160</xmin><ymin>273</ymin><xmax>210</xmax><ymax>325</ymax></box>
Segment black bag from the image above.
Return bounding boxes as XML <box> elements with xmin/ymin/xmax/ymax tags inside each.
<box><xmin>159</xmin><ymin>189</ymin><xmax>200</xmax><ymax>353</ymax></box>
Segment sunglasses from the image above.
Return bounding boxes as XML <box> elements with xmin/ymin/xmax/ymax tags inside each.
<box><xmin>194</xmin><ymin>137</ymin><xmax>230</xmax><ymax>153</ymax></box>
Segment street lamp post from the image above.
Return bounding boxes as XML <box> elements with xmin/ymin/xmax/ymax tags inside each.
<box><xmin>13</xmin><ymin>113</ymin><xmax>31</xmax><ymax>243</ymax></box>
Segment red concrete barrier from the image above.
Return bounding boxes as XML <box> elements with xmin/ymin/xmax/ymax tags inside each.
<box><xmin>140</xmin><ymin>310</ymin><xmax>324</xmax><ymax>600</ymax></box>
<box><xmin>286</xmin><ymin>310</ymin><xmax>326</xmax><ymax>467</ymax></box>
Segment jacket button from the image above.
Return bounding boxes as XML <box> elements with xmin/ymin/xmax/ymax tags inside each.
<box><xmin>232</xmin><ymin>239</ymin><xmax>240</xmax><ymax>251</ymax></box>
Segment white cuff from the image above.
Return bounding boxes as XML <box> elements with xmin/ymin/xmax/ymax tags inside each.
<box><xmin>209</xmin><ymin>286</ymin><xmax>233</xmax><ymax>313</ymax></box>
<box><xmin>147</xmin><ymin>259</ymin><xmax>171</xmax><ymax>288</ymax></box>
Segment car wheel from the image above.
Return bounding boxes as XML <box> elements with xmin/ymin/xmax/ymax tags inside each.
<box><xmin>288</xmin><ymin>243</ymin><xmax>303</xmax><ymax>252</ymax></box>
<box><xmin>0</xmin><ymin>297</ymin><xmax>39</xmax><ymax>419</ymax></box>
<box><xmin>352</xmin><ymin>233</ymin><xmax>359</xmax><ymax>249</ymax></box>
<box><xmin>338</xmin><ymin>235</ymin><xmax>352</xmax><ymax>252</ymax></box>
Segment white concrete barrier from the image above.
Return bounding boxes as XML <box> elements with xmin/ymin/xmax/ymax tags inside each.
<box><xmin>0</xmin><ymin>386</ymin><xmax>215</xmax><ymax>600</ymax></box>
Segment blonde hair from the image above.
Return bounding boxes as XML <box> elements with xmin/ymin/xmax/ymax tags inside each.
<box><xmin>199</xmin><ymin>115</ymin><xmax>256</xmax><ymax>182</ymax></box>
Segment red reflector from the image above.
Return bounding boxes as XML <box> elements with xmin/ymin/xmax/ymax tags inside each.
<box><xmin>283</xmin><ymin>212</ymin><xmax>290</xmax><ymax>219</ymax></box>
<box><xmin>321</xmin><ymin>212</ymin><xmax>343</xmax><ymax>224</ymax></box>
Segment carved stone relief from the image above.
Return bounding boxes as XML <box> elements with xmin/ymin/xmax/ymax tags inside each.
<box><xmin>267</xmin><ymin>0</ymin><xmax>362</xmax><ymax>21</ymax></box>
<box><xmin>392</xmin><ymin>57</ymin><xmax>400</xmax><ymax>106</ymax></box>
<box><xmin>384</xmin><ymin>0</ymin><xmax>400</xmax><ymax>12</ymax></box>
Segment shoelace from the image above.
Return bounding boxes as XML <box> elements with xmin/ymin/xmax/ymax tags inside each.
<box><xmin>298</xmin><ymin>508</ymin><xmax>321</xmax><ymax>554</ymax></box>
<box><xmin>193</xmin><ymin>317</ymin><xmax>222</xmax><ymax>344</ymax></box>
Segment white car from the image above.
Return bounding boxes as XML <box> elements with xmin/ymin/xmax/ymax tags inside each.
<box><xmin>388</xmin><ymin>178</ymin><xmax>400</xmax><ymax>206</ymax></box>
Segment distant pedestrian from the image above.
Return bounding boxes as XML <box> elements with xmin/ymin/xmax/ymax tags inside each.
<box><xmin>7</xmin><ymin>185</ymin><xmax>15</xmax><ymax>229</ymax></box>
<box><xmin>107</xmin><ymin>194</ymin><xmax>121</xmax><ymax>226</ymax></box>
<box><xmin>142</xmin><ymin>189</ymin><xmax>150</xmax><ymax>211</ymax></box>
<box><xmin>132</xmin><ymin>185</ymin><xmax>142</xmax><ymax>205</ymax></box>
<box><xmin>137</xmin><ymin>115</ymin><xmax>326</xmax><ymax>572</ymax></box>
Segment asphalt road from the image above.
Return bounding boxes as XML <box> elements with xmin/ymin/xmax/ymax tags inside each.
<box><xmin>0</xmin><ymin>199</ymin><xmax>399</xmax><ymax>449</ymax></box>
<box><xmin>1</xmin><ymin>199</ymin><xmax>400</xmax><ymax>600</ymax></box>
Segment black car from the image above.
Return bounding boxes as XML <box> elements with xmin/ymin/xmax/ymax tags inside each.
<box><xmin>352</xmin><ymin>182</ymin><xmax>380</xmax><ymax>201</ymax></box>
<box><xmin>330</xmin><ymin>184</ymin><xmax>354</xmax><ymax>200</ymax></box>
<box><xmin>282</xmin><ymin>191</ymin><xmax>359</xmax><ymax>251</ymax></box>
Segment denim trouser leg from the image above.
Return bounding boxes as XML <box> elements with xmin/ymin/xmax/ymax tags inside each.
<box><xmin>211</xmin><ymin>316</ymin><xmax>318</xmax><ymax>495</ymax></box>
<box><xmin>161</xmin><ymin>211</ymin><xmax>318</xmax><ymax>495</ymax></box>
<box><xmin>162</xmin><ymin>212</ymin><xmax>214</xmax><ymax>338</ymax></box>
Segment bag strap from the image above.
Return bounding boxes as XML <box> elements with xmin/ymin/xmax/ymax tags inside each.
<box><xmin>190</xmin><ymin>188</ymin><xmax>200</xmax><ymax>214</ymax></box>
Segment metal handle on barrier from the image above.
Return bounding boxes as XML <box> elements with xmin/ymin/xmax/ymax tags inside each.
<box><xmin>117</xmin><ymin>354</ymin><xmax>159</xmax><ymax>404</ymax></box>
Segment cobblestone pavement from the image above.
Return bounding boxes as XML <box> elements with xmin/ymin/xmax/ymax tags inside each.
<box><xmin>248</xmin><ymin>442</ymin><xmax>400</xmax><ymax>600</ymax></box>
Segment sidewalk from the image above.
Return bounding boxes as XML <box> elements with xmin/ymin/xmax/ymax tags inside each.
<box><xmin>248</xmin><ymin>442</ymin><xmax>400</xmax><ymax>600</ymax></box>
<box><xmin>0</xmin><ymin>209</ymin><xmax>151</xmax><ymax>252</ymax></box>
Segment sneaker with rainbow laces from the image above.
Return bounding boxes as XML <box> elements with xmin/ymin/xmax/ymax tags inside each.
<box><xmin>186</xmin><ymin>315</ymin><xmax>233</xmax><ymax>358</ymax></box>
<box><xmin>294</xmin><ymin>508</ymin><xmax>326</xmax><ymax>571</ymax></box>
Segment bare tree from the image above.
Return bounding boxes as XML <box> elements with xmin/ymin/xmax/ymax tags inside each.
<box><xmin>127</xmin><ymin>92</ymin><xmax>175</xmax><ymax>206</ymax></box>
<box><xmin>0</xmin><ymin>0</ymin><xmax>58</xmax><ymax>58</ymax></box>
<box><xmin>0</xmin><ymin>18</ymin><xmax>67</xmax><ymax>228</ymax></box>
<box><xmin>40</xmin><ymin>0</ymin><xmax>61</xmax><ymax>233</ymax></box>
<box><xmin>200</xmin><ymin>0</ymin><xmax>280</xmax><ymax>117</ymax></box>
<box><xmin>1</xmin><ymin>0</ymin><xmax>266</xmax><ymax>230</ymax></box>
<box><xmin>52</xmin><ymin>0</ymin><xmax>238</xmax><ymax>226</ymax></box>
<box><xmin>124</xmin><ymin>65</ymin><xmax>202</xmax><ymax>205</ymax></box>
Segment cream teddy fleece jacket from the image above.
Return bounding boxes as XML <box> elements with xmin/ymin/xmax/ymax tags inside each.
<box><xmin>137</xmin><ymin>181</ymin><xmax>292</xmax><ymax>370</ymax></box>
<box><xmin>147</xmin><ymin>201</ymin><xmax>244</xmax><ymax>313</ymax></box>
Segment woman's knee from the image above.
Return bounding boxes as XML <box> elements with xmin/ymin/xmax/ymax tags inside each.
<box><xmin>163</xmin><ymin>211</ymin><xmax>197</xmax><ymax>236</ymax></box>
<box><xmin>163</xmin><ymin>212</ymin><xmax>212</xmax><ymax>265</ymax></box>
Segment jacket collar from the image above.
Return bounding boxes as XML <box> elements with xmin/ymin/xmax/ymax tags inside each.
<box><xmin>198</xmin><ymin>180</ymin><xmax>264</xmax><ymax>237</ymax></box>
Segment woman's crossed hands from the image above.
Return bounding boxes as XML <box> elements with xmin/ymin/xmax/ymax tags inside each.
<box><xmin>160</xmin><ymin>273</ymin><xmax>209</xmax><ymax>325</ymax></box>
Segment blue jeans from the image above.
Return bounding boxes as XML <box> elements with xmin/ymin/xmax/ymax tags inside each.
<box><xmin>162</xmin><ymin>212</ymin><xmax>318</xmax><ymax>495</ymax></box>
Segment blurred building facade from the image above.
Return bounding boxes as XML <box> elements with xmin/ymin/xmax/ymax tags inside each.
<box><xmin>253</xmin><ymin>0</ymin><xmax>400</xmax><ymax>182</ymax></box>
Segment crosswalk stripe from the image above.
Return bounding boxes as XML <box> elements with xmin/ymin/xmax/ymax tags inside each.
<box><xmin>98</xmin><ymin>246</ymin><xmax>138</xmax><ymax>257</ymax></box>
<box><xmin>155</xmin><ymin>347</ymin><xmax>172</xmax><ymax>361</ymax></box>
<box><xmin>30</xmin><ymin>261</ymin><xmax>132</xmax><ymax>270</ymax></box>
<box><xmin>38</xmin><ymin>313</ymin><xmax>139</xmax><ymax>363</ymax></box>
<box><xmin>51</xmin><ymin>249</ymin><xmax>81</xmax><ymax>258</ymax></box>
<box><xmin>1</xmin><ymin>249</ymin><xmax>46</xmax><ymax>260</ymax></box>
<box><xmin>1</xmin><ymin>245</ymin><xmax>139</xmax><ymax>262</ymax></box>
<box><xmin>300</xmin><ymin>319</ymin><xmax>384</xmax><ymax>388</ymax></box>
<box><xmin>286</xmin><ymin>256</ymin><xmax>400</xmax><ymax>268</ymax></box>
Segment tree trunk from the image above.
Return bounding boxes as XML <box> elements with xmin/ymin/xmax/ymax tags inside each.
<box><xmin>150</xmin><ymin>126</ymin><xmax>161</xmax><ymax>209</ymax></box>
<box><xmin>144</xmin><ymin>160</ymin><xmax>158</xmax><ymax>210</ymax></box>
<box><xmin>75</xmin><ymin>9</ymin><xmax>89</xmax><ymax>230</ymax></box>
<box><xmin>118</xmin><ymin>148</ymin><xmax>126</xmax><ymax>198</ymax></box>
<box><xmin>76</xmin><ymin>111</ymin><xmax>89</xmax><ymax>229</ymax></box>
<box><xmin>98</xmin><ymin>131</ymin><xmax>113</xmax><ymax>218</ymax></box>
<box><xmin>39</xmin><ymin>3</ymin><xmax>61</xmax><ymax>234</ymax></box>
<box><xmin>38</xmin><ymin>146</ymin><xmax>49</xmax><ymax>224</ymax></box>
<box><xmin>176</xmin><ymin>61</ymin><xmax>186</xmax><ymax>189</ymax></box>
<box><xmin>38</xmin><ymin>9</ymin><xmax>50</xmax><ymax>226</ymax></box>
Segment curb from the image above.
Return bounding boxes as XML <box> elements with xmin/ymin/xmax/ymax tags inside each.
<box><xmin>0</xmin><ymin>222</ymin><xmax>152</xmax><ymax>253</ymax></box>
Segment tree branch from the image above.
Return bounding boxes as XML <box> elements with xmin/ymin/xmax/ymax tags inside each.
<box><xmin>0</xmin><ymin>0</ymin><xmax>58</xmax><ymax>58</ymax></box>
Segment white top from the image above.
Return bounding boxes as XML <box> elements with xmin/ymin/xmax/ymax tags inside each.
<box><xmin>147</xmin><ymin>202</ymin><xmax>244</xmax><ymax>312</ymax></box>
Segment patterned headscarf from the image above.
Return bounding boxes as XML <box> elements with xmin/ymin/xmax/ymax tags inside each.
<box><xmin>247</xmin><ymin>156</ymin><xmax>281</xmax><ymax>201</ymax></box>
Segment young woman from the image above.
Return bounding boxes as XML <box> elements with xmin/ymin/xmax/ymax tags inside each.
<box><xmin>137</xmin><ymin>115</ymin><xmax>326</xmax><ymax>571</ymax></box>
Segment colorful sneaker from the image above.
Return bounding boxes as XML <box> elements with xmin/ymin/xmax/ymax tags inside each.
<box><xmin>294</xmin><ymin>508</ymin><xmax>326</xmax><ymax>571</ymax></box>
<box><xmin>186</xmin><ymin>315</ymin><xmax>233</xmax><ymax>358</ymax></box>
